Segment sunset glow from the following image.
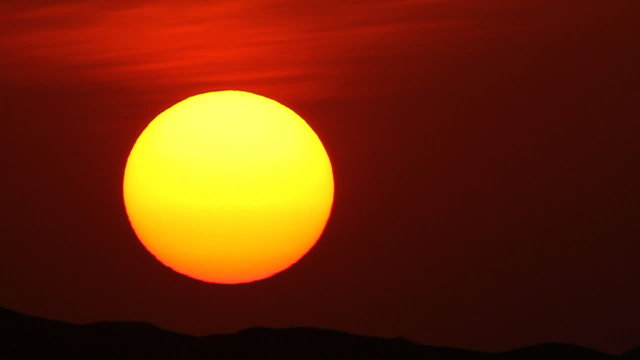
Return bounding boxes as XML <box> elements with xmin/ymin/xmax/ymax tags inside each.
<box><xmin>4</xmin><ymin>0</ymin><xmax>638</xmax><ymax>353</ymax></box>
<box><xmin>123</xmin><ymin>91</ymin><xmax>334</xmax><ymax>284</ymax></box>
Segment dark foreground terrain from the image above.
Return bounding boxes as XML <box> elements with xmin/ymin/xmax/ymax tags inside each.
<box><xmin>1</xmin><ymin>307</ymin><xmax>637</xmax><ymax>359</ymax></box>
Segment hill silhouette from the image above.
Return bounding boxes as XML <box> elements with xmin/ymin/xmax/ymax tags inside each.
<box><xmin>0</xmin><ymin>307</ymin><xmax>637</xmax><ymax>359</ymax></box>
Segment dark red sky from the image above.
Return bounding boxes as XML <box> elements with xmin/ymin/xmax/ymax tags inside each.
<box><xmin>1</xmin><ymin>0</ymin><xmax>639</xmax><ymax>354</ymax></box>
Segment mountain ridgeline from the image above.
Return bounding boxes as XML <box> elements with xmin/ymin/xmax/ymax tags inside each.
<box><xmin>0</xmin><ymin>307</ymin><xmax>636</xmax><ymax>359</ymax></box>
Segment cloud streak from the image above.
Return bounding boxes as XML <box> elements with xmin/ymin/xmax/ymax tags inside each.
<box><xmin>0</xmin><ymin>0</ymin><xmax>465</xmax><ymax>100</ymax></box>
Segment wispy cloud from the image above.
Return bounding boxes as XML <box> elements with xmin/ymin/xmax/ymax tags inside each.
<box><xmin>0</xmin><ymin>0</ymin><xmax>464</xmax><ymax>100</ymax></box>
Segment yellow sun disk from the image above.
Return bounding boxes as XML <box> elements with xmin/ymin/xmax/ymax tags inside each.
<box><xmin>123</xmin><ymin>91</ymin><xmax>334</xmax><ymax>284</ymax></box>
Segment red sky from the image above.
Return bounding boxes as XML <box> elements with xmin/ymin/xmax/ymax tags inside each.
<box><xmin>1</xmin><ymin>0</ymin><xmax>639</xmax><ymax>354</ymax></box>
<box><xmin>1</xmin><ymin>0</ymin><xmax>456</xmax><ymax>100</ymax></box>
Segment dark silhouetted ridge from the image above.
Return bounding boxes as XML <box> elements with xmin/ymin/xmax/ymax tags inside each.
<box><xmin>500</xmin><ymin>343</ymin><xmax>615</xmax><ymax>360</ymax></box>
<box><xmin>0</xmin><ymin>306</ymin><xmax>634</xmax><ymax>359</ymax></box>
<box><xmin>622</xmin><ymin>346</ymin><xmax>640</xmax><ymax>360</ymax></box>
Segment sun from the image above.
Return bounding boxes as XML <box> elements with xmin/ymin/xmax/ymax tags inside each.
<box><xmin>123</xmin><ymin>91</ymin><xmax>334</xmax><ymax>284</ymax></box>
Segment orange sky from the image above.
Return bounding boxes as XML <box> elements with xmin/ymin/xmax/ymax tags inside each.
<box><xmin>0</xmin><ymin>0</ymin><xmax>467</xmax><ymax>100</ymax></box>
<box><xmin>1</xmin><ymin>0</ymin><xmax>639</xmax><ymax>355</ymax></box>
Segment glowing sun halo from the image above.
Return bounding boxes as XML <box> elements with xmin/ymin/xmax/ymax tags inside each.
<box><xmin>123</xmin><ymin>91</ymin><xmax>334</xmax><ymax>284</ymax></box>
